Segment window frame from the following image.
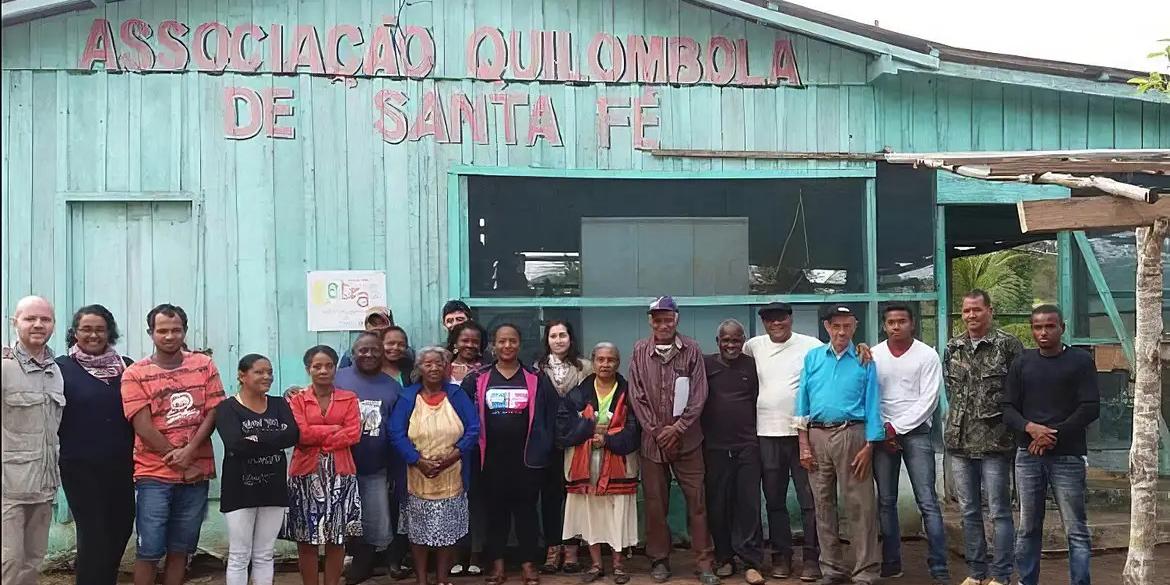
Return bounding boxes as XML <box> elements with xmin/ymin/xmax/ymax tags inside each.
<box><xmin>447</xmin><ymin>164</ymin><xmax>939</xmax><ymax>342</ymax></box>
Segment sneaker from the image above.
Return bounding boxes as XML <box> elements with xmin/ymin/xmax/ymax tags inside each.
<box><xmin>879</xmin><ymin>566</ymin><xmax>904</xmax><ymax>579</ymax></box>
<box><xmin>745</xmin><ymin>568</ymin><xmax>766</xmax><ymax>585</ymax></box>
<box><xmin>771</xmin><ymin>556</ymin><xmax>792</xmax><ymax>579</ymax></box>
<box><xmin>651</xmin><ymin>561</ymin><xmax>673</xmax><ymax>583</ymax></box>
<box><xmin>799</xmin><ymin>563</ymin><xmax>821</xmax><ymax>583</ymax></box>
<box><xmin>716</xmin><ymin>561</ymin><xmax>736</xmax><ymax>578</ymax></box>
<box><xmin>699</xmin><ymin>572</ymin><xmax>723</xmax><ymax>585</ymax></box>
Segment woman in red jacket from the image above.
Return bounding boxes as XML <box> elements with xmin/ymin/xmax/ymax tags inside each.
<box><xmin>280</xmin><ymin>345</ymin><xmax>363</xmax><ymax>585</ymax></box>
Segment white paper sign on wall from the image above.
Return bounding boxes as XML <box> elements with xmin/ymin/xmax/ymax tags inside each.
<box><xmin>306</xmin><ymin>270</ymin><xmax>388</xmax><ymax>332</ymax></box>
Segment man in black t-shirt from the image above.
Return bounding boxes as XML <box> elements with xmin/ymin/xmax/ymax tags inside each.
<box><xmin>701</xmin><ymin>319</ymin><xmax>766</xmax><ymax>585</ymax></box>
<box><xmin>1001</xmin><ymin>304</ymin><xmax>1099</xmax><ymax>585</ymax></box>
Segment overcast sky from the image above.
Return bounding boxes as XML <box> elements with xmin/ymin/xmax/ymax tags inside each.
<box><xmin>790</xmin><ymin>0</ymin><xmax>1169</xmax><ymax>72</ymax></box>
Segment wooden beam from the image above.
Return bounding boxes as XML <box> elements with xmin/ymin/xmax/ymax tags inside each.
<box><xmin>642</xmin><ymin>148</ymin><xmax>882</xmax><ymax>161</ymax></box>
<box><xmin>1016</xmin><ymin>196</ymin><xmax>1170</xmax><ymax>233</ymax></box>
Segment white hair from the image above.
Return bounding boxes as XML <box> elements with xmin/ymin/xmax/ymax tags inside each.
<box><xmin>411</xmin><ymin>345</ymin><xmax>452</xmax><ymax>382</ymax></box>
<box><xmin>591</xmin><ymin>341</ymin><xmax>620</xmax><ymax>359</ymax></box>
<box><xmin>716</xmin><ymin>318</ymin><xmax>745</xmax><ymax>337</ymax></box>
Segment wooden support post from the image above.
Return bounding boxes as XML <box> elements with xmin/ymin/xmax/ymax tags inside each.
<box><xmin>1123</xmin><ymin>218</ymin><xmax>1169</xmax><ymax>585</ymax></box>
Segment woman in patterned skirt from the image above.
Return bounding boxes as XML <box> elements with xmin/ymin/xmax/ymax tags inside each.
<box><xmin>281</xmin><ymin>345</ymin><xmax>363</xmax><ymax>585</ymax></box>
<box><xmin>389</xmin><ymin>347</ymin><xmax>480</xmax><ymax>585</ymax></box>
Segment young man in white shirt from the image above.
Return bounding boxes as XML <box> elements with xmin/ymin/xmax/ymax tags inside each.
<box><xmin>742</xmin><ymin>302</ymin><xmax>823</xmax><ymax>583</ymax></box>
<box><xmin>871</xmin><ymin>304</ymin><xmax>949</xmax><ymax>585</ymax></box>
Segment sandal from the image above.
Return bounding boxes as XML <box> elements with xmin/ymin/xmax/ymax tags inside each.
<box><xmin>612</xmin><ymin>569</ymin><xmax>630</xmax><ymax>585</ymax></box>
<box><xmin>522</xmin><ymin>564</ymin><xmax>541</xmax><ymax>585</ymax></box>
<box><xmin>580</xmin><ymin>566</ymin><xmax>604</xmax><ymax>584</ymax></box>
<box><xmin>485</xmin><ymin>573</ymin><xmax>507</xmax><ymax>585</ymax></box>
<box><xmin>541</xmin><ymin>546</ymin><xmax>563</xmax><ymax>575</ymax></box>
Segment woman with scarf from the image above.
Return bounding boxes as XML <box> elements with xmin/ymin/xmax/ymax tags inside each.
<box><xmin>556</xmin><ymin>343</ymin><xmax>640</xmax><ymax>585</ymax></box>
<box><xmin>536</xmin><ymin>321</ymin><xmax>592</xmax><ymax>574</ymax></box>
<box><xmin>56</xmin><ymin>304</ymin><xmax>137</xmax><ymax>585</ymax></box>
<box><xmin>462</xmin><ymin>324</ymin><xmax>560</xmax><ymax>585</ymax></box>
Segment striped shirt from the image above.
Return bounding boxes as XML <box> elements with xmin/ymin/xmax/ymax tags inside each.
<box><xmin>627</xmin><ymin>334</ymin><xmax>708</xmax><ymax>463</ymax></box>
<box><xmin>121</xmin><ymin>352</ymin><xmax>225</xmax><ymax>482</ymax></box>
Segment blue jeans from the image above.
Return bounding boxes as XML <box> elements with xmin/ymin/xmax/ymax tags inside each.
<box><xmin>357</xmin><ymin>471</ymin><xmax>394</xmax><ymax>549</ymax></box>
<box><xmin>949</xmin><ymin>453</ymin><xmax>1014</xmax><ymax>582</ymax></box>
<box><xmin>1014</xmin><ymin>450</ymin><xmax>1091</xmax><ymax>585</ymax></box>
<box><xmin>134</xmin><ymin>480</ymin><xmax>210</xmax><ymax>561</ymax></box>
<box><xmin>873</xmin><ymin>425</ymin><xmax>949</xmax><ymax>580</ymax></box>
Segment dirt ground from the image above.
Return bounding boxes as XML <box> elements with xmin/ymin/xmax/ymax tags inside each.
<box><xmin>38</xmin><ymin>542</ymin><xmax>1170</xmax><ymax>585</ymax></box>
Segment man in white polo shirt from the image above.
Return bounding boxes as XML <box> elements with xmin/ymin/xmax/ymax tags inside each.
<box><xmin>871</xmin><ymin>304</ymin><xmax>949</xmax><ymax>585</ymax></box>
<box><xmin>743</xmin><ymin>302</ymin><xmax>823</xmax><ymax>583</ymax></box>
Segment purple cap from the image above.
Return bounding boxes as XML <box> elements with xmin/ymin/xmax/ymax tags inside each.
<box><xmin>647</xmin><ymin>296</ymin><xmax>679</xmax><ymax>313</ymax></box>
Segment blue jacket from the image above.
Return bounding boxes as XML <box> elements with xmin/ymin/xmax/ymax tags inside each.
<box><xmin>389</xmin><ymin>382</ymin><xmax>480</xmax><ymax>491</ymax></box>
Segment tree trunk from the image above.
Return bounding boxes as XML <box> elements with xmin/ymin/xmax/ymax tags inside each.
<box><xmin>1123</xmin><ymin>218</ymin><xmax>1169</xmax><ymax>585</ymax></box>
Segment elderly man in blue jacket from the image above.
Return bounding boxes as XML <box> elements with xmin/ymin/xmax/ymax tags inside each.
<box><xmin>794</xmin><ymin>304</ymin><xmax>882</xmax><ymax>585</ymax></box>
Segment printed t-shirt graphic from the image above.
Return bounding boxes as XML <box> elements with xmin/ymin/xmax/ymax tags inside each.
<box><xmin>121</xmin><ymin>352</ymin><xmax>226</xmax><ymax>482</ymax></box>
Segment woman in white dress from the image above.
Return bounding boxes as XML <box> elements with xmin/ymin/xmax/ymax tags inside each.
<box><xmin>555</xmin><ymin>343</ymin><xmax>641</xmax><ymax>584</ymax></box>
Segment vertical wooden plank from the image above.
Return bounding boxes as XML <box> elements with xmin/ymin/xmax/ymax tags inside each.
<box><xmin>1</xmin><ymin>72</ymin><xmax>12</xmax><ymax>337</ymax></box>
<box><xmin>140</xmin><ymin>75</ymin><xmax>181</xmax><ymax>191</ymax></box>
<box><xmin>1085</xmin><ymin>96</ymin><xmax>1115</xmax><ymax>149</ymax></box>
<box><xmin>1001</xmin><ymin>85</ymin><xmax>1031</xmax><ymax>150</ymax></box>
<box><xmin>847</xmin><ymin>85</ymin><xmax>876</xmax><ymax>154</ymax></box>
<box><xmin>7</xmin><ymin>71</ymin><xmax>33</xmax><ymax>309</ymax></box>
<box><xmin>970</xmin><ymin>82</ymin><xmax>1003</xmax><ymax>151</ymax></box>
<box><xmin>940</xmin><ymin>78</ymin><xmax>973</xmax><ymax>151</ymax></box>
<box><xmin>908</xmin><ymin>74</ymin><xmax>938</xmax><ymax>151</ymax></box>
<box><xmin>197</xmin><ymin>69</ymin><xmax>239</xmax><ymax>368</ymax></box>
<box><xmin>1142</xmin><ymin>102</ymin><xmax>1161</xmax><ymax>148</ymax></box>
<box><xmin>1160</xmin><ymin>104</ymin><xmax>1170</xmax><ymax>148</ymax></box>
<box><xmin>105</xmin><ymin>75</ymin><xmax>132</xmax><ymax>191</ymax></box>
<box><xmin>1058</xmin><ymin>93</ymin><xmax>1089</xmax><ymax>150</ymax></box>
<box><xmin>272</xmin><ymin>73</ymin><xmax>312</xmax><ymax>388</ymax></box>
<box><xmin>65</xmin><ymin>73</ymin><xmax>107</xmax><ymax>192</ymax></box>
<box><xmin>1030</xmin><ymin>89</ymin><xmax>1060</xmax><ymax>150</ymax></box>
<box><xmin>1</xmin><ymin>24</ymin><xmax>32</xmax><ymax>70</ymax></box>
<box><xmin>1113</xmin><ymin>100</ymin><xmax>1143</xmax><ymax>148</ymax></box>
<box><xmin>30</xmin><ymin>71</ymin><xmax>58</xmax><ymax>299</ymax></box>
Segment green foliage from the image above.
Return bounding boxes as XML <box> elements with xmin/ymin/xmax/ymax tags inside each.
<box><xmin>951</xmin><ymin>250</ymin><xmax>1033</xmax><ymax>311</ymax></box>
<box><xmin>1128</xmin><ymin>39</ymin><xmax>1170</xmax><ymax>94</ymax></box>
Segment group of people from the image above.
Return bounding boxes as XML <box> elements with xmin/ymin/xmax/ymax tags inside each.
<box><xmin>1</xmin><ymin>289</ymin><xmax>1099</xmax><ymax>585</ymax></box>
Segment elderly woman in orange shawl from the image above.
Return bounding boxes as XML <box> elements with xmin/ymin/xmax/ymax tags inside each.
<box><xmin>555</xmin><ymin>342</ymin><xmax>641</xmax><ymax>584</ymax></box>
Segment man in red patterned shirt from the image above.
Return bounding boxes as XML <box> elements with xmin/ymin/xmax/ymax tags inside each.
<box><xmin>121</xmin><ymin>304</ymin><xmax>225</xmax><ymax>585</ymax></box>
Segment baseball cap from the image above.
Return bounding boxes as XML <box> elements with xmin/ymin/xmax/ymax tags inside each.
<box><xmin>647</xmin><ymin>296</ymin><xmax>679</xmax><ymax>313</ymax></box>
<box><xmin>365</xmin><ymin>306</ymin><xmax>393</xmax><ymax>325</ymax></box>
<box><xmin>821</xmin><ymin>304</ymin><xmax>855</xmax><ymax>320</ymax></box>
<box><xmin>757</xmin><ymin>302</ymin><xmax>793</xmax><ymax>317</ymax></box>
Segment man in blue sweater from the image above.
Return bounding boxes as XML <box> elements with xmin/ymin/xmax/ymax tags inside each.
<box><xmin>1002</xmin><ymin>305</ymin><xmax>1099</xmax><ymax>585</ymax></box>
<box><xmin>335</xmin><ymin>332</ymin><xmax>405</xmax><ymax>583</ymax></box>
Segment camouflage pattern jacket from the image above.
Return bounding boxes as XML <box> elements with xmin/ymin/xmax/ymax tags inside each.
<box><xmin>942</xmin><ymin>328</ymin><xmax>1025</xmax><ymax>457</ymax></box>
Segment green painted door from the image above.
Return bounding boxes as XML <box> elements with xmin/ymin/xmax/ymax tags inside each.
<box><xmin>67</xmin><ymin>201</ymin><xmax>197</xmax><ymax>359</ymax></box>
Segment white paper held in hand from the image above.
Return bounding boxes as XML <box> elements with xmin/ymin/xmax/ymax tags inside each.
<box><xmin>673</xmin><ymin>377</ymin><xmax>690</xmax><ymax>417</ymax></box>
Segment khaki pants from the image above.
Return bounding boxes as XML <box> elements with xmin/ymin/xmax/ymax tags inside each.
<box><xmin>1</xmin><ymin>499</ymin><xmax>53</xmax><ymax>585</ymax></box>
<box><xmin>641</xmin><ymin>447</ymin><xmax>715</xmax><ymax>571</ymax></box>
<box><xmin>808</xmin><ymin>424</ymin><xmax>880</xmax><ymax>584</ymax></box>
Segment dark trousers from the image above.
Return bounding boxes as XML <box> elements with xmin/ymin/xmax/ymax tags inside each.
<box><xmin>704</xmin><ymin>446</ymin><xmax>765</xmax><ymax>570</ymax></box>
<box><xmin>483</xmin><ymin>467</ymin><xmax>542</xmax><ymax>564</ymax></box>
<box><xmin>641</xmin><ymin>447</ymin><xmax>715</xmax><ymax>571</ymax></box>
<box><xmin>60</xmin><ymin>457</ymin><xmax>135</xmax><ymax>585</ymax></box>
<box><xmin>759</xmin><ymin>436</ymin><xmax>818</xmax><ymax>562</ymax></box>
<box><xmin>539</xmin><ymin>450</ymin><xmax>568</xmax><ymax>547</ymax></box>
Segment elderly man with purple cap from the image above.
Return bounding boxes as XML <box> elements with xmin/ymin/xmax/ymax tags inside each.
<box><xmin>627</xmin><ymin>296</ymin><xmax>719</xmax><ymax>585</ymax></box>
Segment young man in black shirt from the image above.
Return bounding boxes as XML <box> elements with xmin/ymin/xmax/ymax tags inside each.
<box><xmin>1001</xmin><ymin>304</ymin><xmax>1099</xmax><ymax>585</ymax></box>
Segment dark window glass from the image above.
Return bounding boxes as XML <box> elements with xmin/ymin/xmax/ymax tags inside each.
<box><xmin>1072</xmin><ymin>230</ymin><xmax>1170</xmax><ymax>339</ymax></box>
<box><xmin>877</xmin><ymin>165</ymin><xmax>935</xmax><ymax>292</ymax></box>
<box><xmin>467</xmin><ymin>177</ymin><xmax>867</xmax><ymax>297</ymax></box>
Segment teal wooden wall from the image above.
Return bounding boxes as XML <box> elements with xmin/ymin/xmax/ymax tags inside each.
<box><xmin>2</xmin><ymin>0</ymin><xmax>1169</xmax><ymax>561</ymax></box>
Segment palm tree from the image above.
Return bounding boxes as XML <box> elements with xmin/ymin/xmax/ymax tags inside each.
<box><xmin>949</xmin><ymin>249</ymin><xmax>1035</xmax><ymax>345</ymax></box>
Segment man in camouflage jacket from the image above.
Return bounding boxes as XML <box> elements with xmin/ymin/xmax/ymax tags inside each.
<box><xmin>943</xmin><ymin>290</ymin><xmax>1024</xmax><ymax>585</ymax></box>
